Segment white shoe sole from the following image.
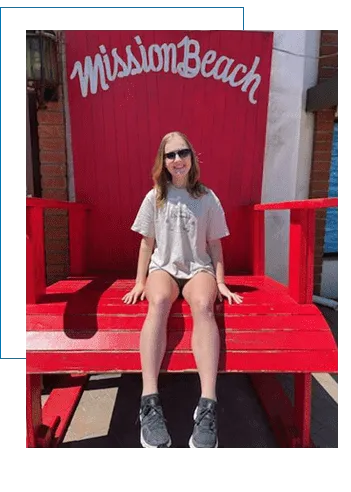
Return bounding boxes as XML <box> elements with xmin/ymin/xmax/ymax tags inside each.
<box><xmin>188</xmin><ymin>435</ymin><xmax>218</xmax><ymax>448</ymax></box>
<box><xmin>189</xmin><ymin>406</ymin><xmax>218</xmax><ymax>448</ymax></box>
<box><xmin>140</xmin><ymin>430</ymin><xmax>171</xmax><ymax>448</ymax></box>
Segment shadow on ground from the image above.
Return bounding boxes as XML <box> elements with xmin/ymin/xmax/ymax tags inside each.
<box><xmin>61</xmin><ymin>374</ymin><xmax>343</xmax><ymax>449</ymax></box>
<box><xmin>61</xmin><ymin>373</ymin><xmax>277</xmax><ymax>448</ymax></box>
<box><xmin>60</xmin><ymin>306</ymin><xmax>338</xmax><ymax>448</ymax></box>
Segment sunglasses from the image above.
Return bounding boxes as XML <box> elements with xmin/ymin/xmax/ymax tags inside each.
<box><xmin>164</xmin><ymin>148</ymin><xmax>191</xmax><ymax>161</ymax></box>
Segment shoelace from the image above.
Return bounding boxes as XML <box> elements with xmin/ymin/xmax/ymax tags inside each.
<box><xmin>195</xmin><ymin>406</ymin><xmax>217</xmax><ymax>432</ymax></box>
<box><xmin>137</xmin><ymin>403</ymin><xmax>168</xmax><ymax>431</ymax></box>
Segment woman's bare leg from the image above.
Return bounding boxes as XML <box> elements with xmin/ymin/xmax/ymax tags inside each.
<box><xmin>182</xmin><ymin>272</ymin><xmax>219</xmax><ymax>400</ymax></box>
<box><xmin>182</xmin><ymin>272</ymin><xmax>219</xmax><ymax>448</ymax></box>
<box><xmin>141</xmin><ymin>270</ymin><xmax>179</xmax><ymax>396</ymax></box>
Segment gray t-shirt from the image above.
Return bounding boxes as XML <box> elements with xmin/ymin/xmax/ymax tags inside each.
<box><xmin>131</xmin><ymin>184</ymin><xmax>230</xmax><ymax>279</ymax></box>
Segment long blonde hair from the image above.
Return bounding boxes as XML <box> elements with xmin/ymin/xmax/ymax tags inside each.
<box><xmin>152</xmin><ymin>131</ymin><xmax>208</xmax><ymax>208</ymax></box>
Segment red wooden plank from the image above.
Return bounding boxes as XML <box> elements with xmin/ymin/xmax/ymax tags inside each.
<box><xmin>289</xmin><ymin>209</ymin><xmax>307</xmax><ymax>303</ymax></box>
<box><xmin>27</xmin><ymin>312</ymin><xmax>329</xmax><ymax>332</ymax></box>
<box><xmin>26</xmin><ymin>206</ymin><xmax>46</xmax><ymax>304</ymax></box>
<box><xmin>250</xmin><ymin>32</ymin><xmax>273</xmax><ymax>204</ymax></box>
<box><xmin>205</xmin><ymin>31</ymin><xmax>238</xmax><ymax>212</ymax></box>
<box><xmin>26</xmin><ymin>374</ymin><xmax>42</xmax><ymax>447</ymax></box>
<box><xmin>26</xmin><ymin>300</ymin><xmax>320</xmax><ymax>316</ymax></box>
<box><xmin>69</xmin><ymin>207</ymin><xmax>88</xmax><ymax>276</ymax></box>
<box><xmin>305</xmin><ymin>210</ymin><xmax>316</xmax><ymax>304</ymax></box>
<box><xmin>27</xmin><ymin>197</ymin><xmax>89</xmax><ymax>210</ymax></box>
<box><xmin>26</xmin><ymin>350</ymin><xmax>338</xmax><ymax>374</ymax></box>
<box><xmin>42</xmin><ymin>284</ymin><xmax>288</xmax><ymax>299</ymax></box>
<box><xmin>43</xmin><ymin>275</ymin><xmax>288</xmax><ymax>293</ymax></box>
<box><xmin>36</xmin><ymin>291</ymin><xmax>295</xmax><ymax>304</ymax></box>
<box><xmin>41</xmin><ymin>375</ymin><xmax>88</xmax><ymax>447</ymax></box>
<box><xmin>43</xmin><ymin>283</ymin><xmax>291</xmax><ymax>301</ymax></box>
<box><xmin>253</xmin><ymin>210</ymin><xmax>265</xmax><ymax>275</ymax></box>
<box><xmin>32</xmin><ymin>291</ymin><xmax>296</xmax><ymax>308</ymax></box>
<box><xmin>44</xmin><ymin>276</ymin><xmax>287</xmax><ymax>294</ymax></box>
<box><xmin>241</xmin><ymin>32</ymin><xmax>265</xmax><ymax>216</ymax></box>
<box><xmin>294</xmin><ymin>374</ymin><xmax>312</xmax><ymax>448</ymax></box>
<box><xmin>254</xmin><ymin>197</ymin><xmax>338</xmax><ymax>211</ymax></box>
<box><xmin>27</xmin><ymin>329</ymin><xmax>337</xmax><ymax>352</ymax></box>
<box><xmin>289</xmin><ymin>209</ymin><xmax>315</xmax><ymax>303</ymax></box>
<box><xmin>45</xmin><ymin>278</ymin><xmax>97</xmax><ymax>293</ymax></box>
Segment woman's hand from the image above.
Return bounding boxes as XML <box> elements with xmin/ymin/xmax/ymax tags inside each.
<box><xmin>217</xmin><ymin>283</ymin><xmax>243</xmax><ymax>305</ymax></box>
<box><xmin>122</xmin><ymin>282</ymin><xmax>146</xmax><ymax>304</ymax></box>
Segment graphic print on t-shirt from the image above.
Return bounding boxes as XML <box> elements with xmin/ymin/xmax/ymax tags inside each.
<box><xmin>166</xmin><ymin>203</ymin><xmax>196</xmax><ymax>233</ymax></box>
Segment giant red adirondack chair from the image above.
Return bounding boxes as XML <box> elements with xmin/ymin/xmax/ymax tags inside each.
<box><xmin>26</xmin><ymin>30</ymin><xmax>338</xmax><ymax>447</ymax></box>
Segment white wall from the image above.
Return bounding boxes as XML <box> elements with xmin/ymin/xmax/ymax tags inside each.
<box><xmin>321</xmin><ymin>258</ymin><xmax>338</xmax><ymax>300</ymax></box>
<box><xmin>261</xmin><ymin>30</ymin><xmax>321</xmax><ymax>285</ymax></box>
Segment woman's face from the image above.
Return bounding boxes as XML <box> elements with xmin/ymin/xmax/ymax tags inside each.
<box><xmin>164</xmin><ymin>134</ymin><xmax>192</xmax><ymax>185</ymax></box>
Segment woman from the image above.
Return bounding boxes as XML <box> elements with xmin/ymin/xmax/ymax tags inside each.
<box><xmin>122</xmin><ymin>131</ymin><xmax>243</xmax><ymax>448</ymax></box>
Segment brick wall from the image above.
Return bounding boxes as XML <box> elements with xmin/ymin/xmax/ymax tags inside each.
<box><xmin>37</xmin><ymin>33</ymin><xmax>70</xmax><ymax>285</ymax></box>
<box><xmin>309</xmin><ymin>30</ymin><xmax>338</xmax><ymax>295</ymax></box>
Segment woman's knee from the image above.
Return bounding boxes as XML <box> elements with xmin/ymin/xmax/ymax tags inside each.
<box><xmin>148</xmin><ymin>293</ymin><xmax>174</xmax><ymax>312</ymax></box>
<box><xmin>190</xmin><ymin>297</ymin><xmax>214</xmax><ymax>317</ymax></box>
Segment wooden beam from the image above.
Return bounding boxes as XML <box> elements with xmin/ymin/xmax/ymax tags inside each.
<box><xmin>306</xmin><ymin>75</ymin><xmax>338</xmax><ymax>112</ymax></box>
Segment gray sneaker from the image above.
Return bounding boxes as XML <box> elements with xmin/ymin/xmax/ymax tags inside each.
<box><xmin>139</xmin><ymin>394</ymin><xmax>171</xmax><ymax>448</ymax></box>
<box><xmin>189</xmin><ymin>397</ymin><xmax>218</xmax><ymax>448</ymax></box>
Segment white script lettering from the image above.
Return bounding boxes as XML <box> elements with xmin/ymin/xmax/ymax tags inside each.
<box><xmin>70</xmin><ymin>35</ymin><xmax>263</xmax><ymax>105</ymax></box>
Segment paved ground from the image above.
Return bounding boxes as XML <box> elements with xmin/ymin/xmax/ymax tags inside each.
<box><xmin>49</xmin><ymin>305</ymin><xmax>337</xmax><ymax>448</ymax></box>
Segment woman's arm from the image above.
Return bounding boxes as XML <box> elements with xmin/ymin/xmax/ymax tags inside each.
<box><xmin>207</xmin><ymin>238</ymin><xmax>225</xmax><ymax>285</ymax></box>
<box><xmin>122</xmin><ymin>236</ymin><xmax>155</xmax><ymax>304</ymax></box>
<box><xmin>207</xmin><ymin>238</ymin><xmax>243</xmax><ymax>305</ymax></box>
<box><xmin>135</xmin><ymin>236</ymin><xmax>155</xmax><ymax>285</ymax></box>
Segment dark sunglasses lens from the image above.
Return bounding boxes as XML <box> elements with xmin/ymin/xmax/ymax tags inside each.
<box><xmin>178</xmin><ymin>149</ymin><xmax>191</xmax><ymax>158</ymax></box>
<box><xmin>165</xmin><ymin>149</ymin><xmax>191</xmax><ymax>160</ymax></box>
<box><xmin>165</xmin><ymin>152</ymin><xmax>176</xmax><ymax>160</ymax></box>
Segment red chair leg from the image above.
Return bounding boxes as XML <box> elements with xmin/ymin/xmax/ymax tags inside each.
<box><xmin>294</xmin><ymin>373</ymin><xmax>312</xmax><ymax>447</ymax></box>
<box><xmin>250</xmin><ymin>373</ymin><xmax>314</xmax><ymax>447</ymax></box>
<box><xmin>26</xmin><ymin>374</ymin><xmax>42</xmax><ymax>448</ymax></box>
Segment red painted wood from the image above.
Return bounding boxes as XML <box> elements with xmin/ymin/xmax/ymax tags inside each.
<box><xmin>26</xmin><ymin>299</ymin><xmax>320</xmax><ymax>316</ymax></box>
<box><xmin>27</xmin><ymin>313</ymin><xmax>330</xmax><ymax>332</ymax></box>
<box><xmin>27</xmin><ymin>329</ymin><xmax>337</xmax><ymax>352</ymax></box>
<box><xmin>26</xmin><ymin>374</ymin><xmax>42</xmax><ymax>448</ymax></box>
<box><xmin>65</xmin><ymin>30</ymin><xmax>273</xmax><ymax>275</ymax></box>
<box><xmin>41</xmin><ymin>375</ymin><xmax>88</xmax><ymax>447</ymax></box>
<box><xmin>27</xmin><ymin>273</ymin><xmax>323</xmax><ymax>318</ymax></box>
<box><xmin>289</xmin><ymin>209</ymin><xmax>315</xmax><ymax>303</ymax></box>
<box><xmin>27</xmin><ymin>197</ymin><xmax>89</xmax><ymax>210</ymax></box>
<box><xmin>45</xmin><ymin>278</ymin><xmax>96</xmax><ymax>293</ymax></box>
<box><xmin>253</xmin><ymin>210</ymin><xmax>265</xmax><ymax>275</ymax></box>
<box><xmin>27</xmin><ymin>271</ymin><xmax>337</xmax><ymax>400</ymax></box>
<box><xmin>305</xmin><ymin>210</ymin><xmax>316</xmax><ymax>304</ymax></box>
<box><xmin>294</xmin><ymin>373</ymin><xmax>312</xmax><ymax>448</ymax></box>
<box><xmin>250</xmin><ymin>374</ymin><xmax>313</xmax><ymax>447</ymax></box>
<box><xmin>26</xmin><ymin>199</ymin><xmax>91</xmax><ymax>303</ymax></box>
<box><xmin>289</xmin><ymin>210</ymin><xmax>307</xmax><ymax>303</ymax></box>
<box><xmin>69</xmin><ymin>207</ymin><xmax>88</xmax><ymax>276</ymax></box>
<box><xmin>43</xmin><ymin>274</ymin><xmax>287</xmax><ymax>292</ymax></box>
<box><xmin>26</xmin><ymin>350</ymin><xmax>338</xmax><ymax>374</ymax></box>
<box><xmin>254</xmin><ymin>197</ymin><xmax>338</xmax><ymax>211</ymax></box>
<box><xmin>37</xmin><ymin>289</ymin><xmax>295</xmax><ymax>302</ymax></box>
<box><xmin>26</xmin><ymin>207</ymin><xmax>46</xmax><ymax>304</ymax></box>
